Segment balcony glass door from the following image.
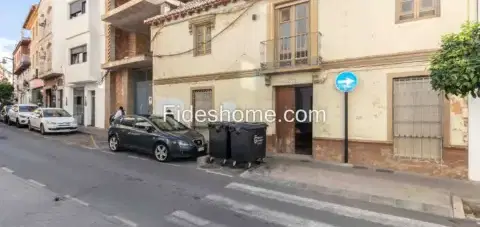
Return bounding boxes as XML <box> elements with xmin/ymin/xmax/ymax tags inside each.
<box><xmin>276</xmin><ymin>2</ymin><xmax>309</xmax><ymax>67</ymax></box>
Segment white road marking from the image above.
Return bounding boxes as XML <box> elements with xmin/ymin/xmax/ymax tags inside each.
<box><xmin>204</xmin><ymin>194</ymin><xmax>338</xmax><ymax>227</ymax></box>
<box><xmin>27</xmin><ymin>179</ymin><xmax>46</xmax><ymax>187</ymax></box>
<box><xmin>111</xmin><ymin>215</ymin><xmax>137</xmax><ymax>227</ymax></box>
<box><xmin>204</xmin><ymin>170</ymin><xmax>233</xmax><ymax>178</ymax></box>
<box><xmin>99</xmin><ymin>149</ymin><xmax>115</xmax><ymax>155</ymax></box>
<box><xmin>64</xmin><ymin>195</ymin><xmax>89</xmax><ymax>206</ymax></box>
<box><xmin>1</xmin><ymin>167</ymin><xmax>14</xmax><ymax>173</ymax></box>
<box><xmin>163</xmin><ymin>163</ymin><xmax>181</xmax><ymax>167</ymax></box>
<box><xmin>127</xmin><ymin>155</ymin><xmax>148</xmax><ymax>161</ymax></box>
<box><xmin>81</xmin><ymin>145</ymin><xmax>96</xmax><ymax>150</ymax></box>
<box><xmin>165</xmin><ymin>215</ymin><xmax>197</xmax><ymax>227</ymax></box>
<box><xmin>225</xmin><ymin>182</ymin><xmax>449</xmax><ymax>227</ymax></box>
<box><xmin>165</xmin><ymin>210</ymin><xmax>229</xmax><ymax>227</ymax></box>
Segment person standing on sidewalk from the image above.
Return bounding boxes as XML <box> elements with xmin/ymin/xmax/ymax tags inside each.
<box><xmin>111</xmin><ymin>106</ymin><xmax>125</xmax><ymax>122</ymax></box>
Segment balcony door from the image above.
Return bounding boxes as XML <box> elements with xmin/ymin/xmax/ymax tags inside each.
<box><xmin>276</xmin><ymin>2</ymin><xmax>309</xmax><ymax>67</ymax></box>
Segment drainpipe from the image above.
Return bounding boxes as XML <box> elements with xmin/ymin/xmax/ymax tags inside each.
<box><xmin>468</xmin><ymin>0</ymin><xmax>480</xmax><ymax>181</ymax></box>
<box><xmin>474</xmin><ymin>0</ymin><xmax>480</xmax><ymax>22</ymax></box>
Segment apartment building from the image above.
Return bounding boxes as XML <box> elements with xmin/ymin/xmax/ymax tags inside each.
<box><xmin>24</xmin><ymin>4</ymin><xmax>43</xmax><ymax>105</ymax></box>
<box><xmin>12</xmin><ymin>36</ymin><xmax>32</xmax><ymax>104</ymax></box>
<box><xmin>30</xmin><ymin>0</ymin><xmax>66</xmax><ymax>108</ymax></box>
<box><xmin>62</xmin><ymin>0</ymin><xmax>106</xmax><ymax>128</ymax></box>
<box><xmin>102</xmin><ymin>0</ymin><xmax>158</xmax><ymax>127</ymax></box>
<box><xmin>145</xmin><ymin>0</ymin><xmax>470</xmax><ymax>179</ymax></box>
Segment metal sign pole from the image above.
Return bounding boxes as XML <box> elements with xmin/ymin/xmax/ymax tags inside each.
<box><xmin>344</xmin><ymin>92</ymin><xmax>348</xmax><ymax>163</ymax></box>
<box><xmin>335</xmin><ymin>71</ymin><xmax>357</xmax><ymax>164</ymax></box>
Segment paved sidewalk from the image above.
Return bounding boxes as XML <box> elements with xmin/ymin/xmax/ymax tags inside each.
<box><xmin>0</xmin><ymin>170</ymin><xmax>128</xmax><ymax>227</ymax></box>
<box><xmin>79</xmin><ymin>126</ymin><xmax>108</xmax><ymax>140</ymax></box>
<box><xmin>240</xmin><ymin>153</ymin><xmax>480</xmax><ymax>220</ymax></box>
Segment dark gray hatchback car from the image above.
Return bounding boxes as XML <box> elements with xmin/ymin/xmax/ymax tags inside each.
<box><xmin>107</xmin><ymin>114</ymin><xmax>207</xmax><ymax>162</ymax></box>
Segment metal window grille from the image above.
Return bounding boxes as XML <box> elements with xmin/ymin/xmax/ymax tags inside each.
<box><xmin>392</xmin><ymin>76</ymin><xmax>443</xmax><ymax>161</ymax></box>
<box><xmin>192</xmin><ymin>89</ymin><xmax>213</xmax><ymax>128</ymax></box>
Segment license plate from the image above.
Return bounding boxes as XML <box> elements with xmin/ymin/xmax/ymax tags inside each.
<box><xmin>198</xmin><ymin>147</ymin><xmax>205</xmax><ymax>152</ymax></box>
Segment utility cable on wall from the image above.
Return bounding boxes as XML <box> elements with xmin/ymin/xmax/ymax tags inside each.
<box><xmin>153</xmin><ymin>0</ymin><xmax>259</xmax><ymax>58</ymax></box>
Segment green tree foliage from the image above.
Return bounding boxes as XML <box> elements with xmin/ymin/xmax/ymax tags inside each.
<box><xmin>0</xmin><ymin>81</ymin><xmax>13</xmax><ymax>103</ymax></box>
<box><xmin>430</xmin><ymin>22</ymin><xmax>480</xmax><ymax>98</ymax></box>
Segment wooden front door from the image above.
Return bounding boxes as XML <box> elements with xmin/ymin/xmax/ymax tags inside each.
<box><xmin>275</xmin><ymin>86</ymin><xmax>295</xmax><ymax>153</ymax></box>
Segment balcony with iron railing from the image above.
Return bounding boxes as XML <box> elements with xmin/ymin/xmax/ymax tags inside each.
<box><xmin>37</xmin><ymin>55</ymin><xmax>58</xmax><ymax>79</ymax></box>
<box><xmin>13</xmin><ymin>55</ymin><xmax>31</xmax><ymax>75</ymax></box>
<box><xmin>260</xmin><ymin>32</ymin><xmax>322</xmax><ymax>73</ymax></box>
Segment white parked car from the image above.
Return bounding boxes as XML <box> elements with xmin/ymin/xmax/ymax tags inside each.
<box><xmin>28</xmin><ymin>108</ymin><xmax>78</xmax><ymax>134</ymax></box>
<box><xmin>7</xmin><ymin>104</ymin><xmax>39</xmax><ymax>127</ymax></box>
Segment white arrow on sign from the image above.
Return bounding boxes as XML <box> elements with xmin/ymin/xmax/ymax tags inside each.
<box><xmin>337</xmin><ymin>78</ymin><xmax>355</xmax><ymax>87</ymax></box>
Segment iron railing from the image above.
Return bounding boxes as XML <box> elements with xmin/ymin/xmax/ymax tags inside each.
<box><xmin>260</xmin><ymin>32</ymin><xmax>322</xmax><ymax>70</ymax></box>
<box><xmin>14</xmin><ymin>55</ymin><xmax>30</xmax><ymax>72</ymax></box>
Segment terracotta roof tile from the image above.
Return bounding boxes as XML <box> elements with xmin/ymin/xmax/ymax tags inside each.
<box><xmin>145</xmin><ymin>0</ymin><xmax>232</xmax><ymax>24</ymax></box>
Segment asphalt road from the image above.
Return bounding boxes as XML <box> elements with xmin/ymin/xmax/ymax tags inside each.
<box><xmin>0</xmin><ymin>123</ymin><xmax>477</xmax><ymax>227</ymax></box>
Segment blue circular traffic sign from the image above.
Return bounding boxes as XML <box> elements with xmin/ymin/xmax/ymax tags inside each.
<box><xmin>335</xmin><ymin>71</ymin><xmax>358</xmax><ymax>93</ymax></box>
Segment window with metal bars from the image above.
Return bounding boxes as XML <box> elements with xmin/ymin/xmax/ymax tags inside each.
<box><xmin>194</xmin><ymin>24</ymin><xmax>212</xmax><ymax>56</ymax></box>
<box><xmin>392</xmin><ymin>76</ymin><xmax>443</xmax><ymax>160</ymax></box>
<box><xmin>191</xmin><ymin>89</ymin><xmax>213</xmax><ymax>128</ymax></box>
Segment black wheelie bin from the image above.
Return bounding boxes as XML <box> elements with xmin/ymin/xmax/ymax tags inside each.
<box><xmin>229</xmin><ymin>122</ymin><xmax>268</xmax><ymax>168</ymax></box>
<box><xmin>207</xmin><ymin>122</ymin><xmax>231</xmax><ymax>165</ymax></box>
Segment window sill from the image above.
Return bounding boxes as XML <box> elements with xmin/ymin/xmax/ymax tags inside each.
<box><xmin>70</xmin><ymin>62</ymin><xmax>87</xmax><ymax>66</ymax></box>
<box><xmin>395</xmin><ymin>14</ymin><xmax>440</xmax><ymax>24</ymax></box>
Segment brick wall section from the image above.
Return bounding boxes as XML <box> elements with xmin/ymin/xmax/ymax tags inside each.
<box><xmin>115</xmin><ymin>28</ymin><xmax>130</xmax><ymax>60</ymax></box>
<box><xmin>128</xmin><ymin>33</ymin><xmax>150</xmax><ymax>56</ymax></box>
<box><xmin>114</xmin><ymin>70</ymin><xmax>124</xmax><ymax>109</ymax></box>
<box><xmin>265</xmin><ymin>135</ymin><xmax>468</xmax><ymax>179</ymax></box>
<box><xmin>128</xmin><ymin>33</ymin><xmax>137</xmax><ymax>56</ymax></box>
<box><xmin>312</xmin><ymin>138</ymin><xmax>468</xmax><ymax>180</ymax></box>
<box><xmin>135</xmin><ymin>33</ymin><xmax>150</xmax><ymax>55</ymax></box>
<box><xmin>105</xmin><ymin>25</ymin><xmax>113</xmax><ymax>62</ymax></box>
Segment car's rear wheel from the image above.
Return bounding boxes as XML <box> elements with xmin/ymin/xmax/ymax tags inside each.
<box><xmin>108</xmin><ymin>135</ymin><xmax>120</xmax><ymax>152</ymax></box>
<box><xmin>153</xmin><ymin>143</ymin><xmax>170</xmax><ymax>162</ymax></box>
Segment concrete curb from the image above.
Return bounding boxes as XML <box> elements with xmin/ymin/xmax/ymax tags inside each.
<box><xmin>452</xmin><ymin>195</ymin><xmax>466</xmax><ymax>219</ymax></box>
<box><xmin>240</xmin><ymin>170</ymin><xmax>454</xmax><ymax>218</ymax></box>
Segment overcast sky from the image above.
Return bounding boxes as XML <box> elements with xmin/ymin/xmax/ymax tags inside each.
<box><xmin>0</xmin><ymin>0</ymin><xmax>39</xmax><ymax>71</ymax></box>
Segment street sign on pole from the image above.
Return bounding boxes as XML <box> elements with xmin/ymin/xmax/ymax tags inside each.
<box><xmin>335</xmin><ymin>71</ymin><xmax>358</xmax><ymax>164</ymax></box>
<box><xmin>335</xmin><ymin>71</ymin><xmax>358</xmax><ymax>93</ymax></box>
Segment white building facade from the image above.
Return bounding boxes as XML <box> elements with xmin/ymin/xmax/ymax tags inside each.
<box><xmin>62</xmin><ymin>0</ymin><xmax>106</xmax><ymax>128</ymax></box>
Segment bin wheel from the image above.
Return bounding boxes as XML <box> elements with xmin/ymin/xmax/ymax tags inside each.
<box><xmin>221</xmin><ymin>159</ymin><xmax>227</xmax><ymax>165</ymax></box>
<box><xmin>208</xmin><ymin>157</ymin><xmax>214</xmax><ymax>163</ymax></box>
<box><xmin>232</xmin><ymin>161</ymin><xmax>237</xmax><ymax>167</ymax></box>
<box><xmin>247</xmin><ymin>162</ymin><xmax>252</xmax><ymax>169</ymax></box>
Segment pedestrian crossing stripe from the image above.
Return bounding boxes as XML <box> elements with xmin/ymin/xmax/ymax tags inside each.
<box><xmin>204</xmin><ymin>194</ymin><xmax>338</xmax><ymax>227</ymax></box>
<box><xmin>225</xmin><ymin>182</ymin><xmax>449</xmax><ymax>227</ymax></box>
<box><xmin>166</xmin><ymin>182</ymin><xmax>452</xmax><ymax>227</ymax></box>
<box><xmin>165</xmin><ymin>210</ymin><xmax>227</xmax><ymax>227</ymax></box>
